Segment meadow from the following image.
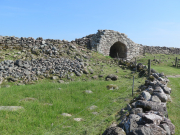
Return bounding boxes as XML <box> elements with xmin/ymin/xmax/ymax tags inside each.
<box><xmin>0</xmin><ymin>53</ymin><xmax>179</xmax><ymax>134</ymax></box>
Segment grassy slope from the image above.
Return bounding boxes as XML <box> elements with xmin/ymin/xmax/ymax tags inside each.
<box><xmin>0</xmin><ymin>77</ymin><xmax>145</xmax><ymax>135</ymax></box>
<box><xmin>1</xmin><ymin>52</ymin><xmax>180</xmax><ymax>134</ymax></box>
<box><xmin>0</xmin><ymin>50</ymin><xmax>146</xmax><ymax>135</ymax></box>
<box><xmin>167</xmin><ymin>78</ymin><xmax>180</xmax><ymax>135</ymax></box>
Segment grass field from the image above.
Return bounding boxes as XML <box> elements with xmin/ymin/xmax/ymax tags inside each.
<box><xmin>0</xmin><ymin>53</ymin><xmax>180</xmax><ymax>134</ymax></box>
<box><xmin>0</xmin><ymin>76</ymin><xmax>145</xmax><ymax>135</ymax></box>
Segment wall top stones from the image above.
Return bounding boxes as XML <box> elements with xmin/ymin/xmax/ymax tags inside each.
<box><xmin>1</xmin><ymin>29</ymin><xmax>180</xmax><ymax>60</ymax></box>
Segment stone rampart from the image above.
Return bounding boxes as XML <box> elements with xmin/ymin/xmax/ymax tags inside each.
<box><xmin>0</xmin><ymin>35</ymin><xmax>77</xmax><ymax>50</ymax></box>
<box><xmin>75</xmin><ymin>30</ymin><xmax>142</xmax><ymax>61</ymax></box>
<box><xmin>1</xmin><ymin>30</ymin><xmax>180</xmax><ymax>61</ymax></box>
<box><xmin>144</xmin><ymin>45</ymin><xmax>180</xmax><ymax>55</ymax></box>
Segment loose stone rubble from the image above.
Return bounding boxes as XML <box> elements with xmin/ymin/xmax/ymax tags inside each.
<box><xmin>0</xmin><ymin>58</ymin><xmax>85</xmax><ymax>84</ymax></box>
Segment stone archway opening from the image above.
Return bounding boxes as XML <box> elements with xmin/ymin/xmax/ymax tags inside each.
<box><xmin>109</xmin><ymin>42</ymin><xmax>127</xmax><ymax>58</ymax></box>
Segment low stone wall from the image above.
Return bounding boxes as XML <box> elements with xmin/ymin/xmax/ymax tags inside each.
<box><xmin>103</xmin><ymin>70</ymin><xmax>175</xmax><ymax>135</ymax></box>
<box><xmin>144</xmin><ymin>45</ymin><xmax>180</xmax><ymax>55</ymax></box>
<box><xmin>0</xmin><ymin>35</ymin><xmax>77</xmax><ymax>55</ymax></box>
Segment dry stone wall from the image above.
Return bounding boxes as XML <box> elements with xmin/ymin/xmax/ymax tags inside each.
<box><xmin>1</xmin><ymin>30</ymin><xmax>180</xmax><ymax>62</ymax></box>
<box><xmin>103</xmin><ymin>69</ymin><xmax>175</xmax><ymax>135</ymax></box>
<box><xmin>75</xmin><ymin>30</ymin><xmax>180</xmax><ymax>60</ymax></box>
<box><xmin>144</xmin><ymin>45</ymin><xmax>180</xmax><ymax>55</ymax></box>
<box><xmin>0</xmin><ymin>35</ymin><xmax>77</xmax><ymax>57</ymax></box>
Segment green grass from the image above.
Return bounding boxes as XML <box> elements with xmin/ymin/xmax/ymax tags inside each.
<box><xmin>1</xmin><ymin>52</ymin><xmax>180</xmax><ymax>134</ymax></box>
<box><xmin>0</xmin><ymin>76</ymin><xmax>145</xmax><ymax>135</ymax></box>
<box><xmin>0</xmin><ymin>49</ymin><xmax>146</xmax><ymax>135</ymax></box>
<box><xmin>167</xmin><ymin>78</ymin><xmax>180</xmax><ymax>135</ymax></box>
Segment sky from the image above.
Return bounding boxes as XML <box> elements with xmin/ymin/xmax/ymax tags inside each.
<box><xmin>0</xmin><ymin>0</ymin><xmax>180</xmax><ymax>48</ymax></box>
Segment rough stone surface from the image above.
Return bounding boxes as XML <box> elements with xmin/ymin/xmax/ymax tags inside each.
<box><xmin>103</xmin><ymin>123</ymin><xmax>126</xmax><ymax>135</ymax></box>
<box><xmin>61</xmin><ymin>113</ymin><xmax>72</xmax><ymax>117</ymax></box>
<box><xmin>0</xmin><ymin>106</ymin><xmax>24</xmax><ymax>111</ymax></box>
<box><xmin>150</xmin><ymin>95</ymin><xmax>161</xmax><ymax>103</ymax></box>
<box><xmin>130</xmin><ymin>108</ymin><xmax>143</xmax><ymax>115</ymax></box>
<box><xmin>141</xmin><ymin>91</ymin><xmax>151</xmax><ymax>101</ymax></box>
<box><xmin>75</xmin><ymin>30</ymin><xmax>144</xmax><ymax>60</ymax></box>
<box><xmin>128</xmin><ymin>124</ymin><xmax>167</xmax><ymax>135</ymax></box>
<box><xmin>106</xmin><ymin>74</ymin><xmax>118</xmax><ymax>81</ymax></box>
<box><xmin>135</xmin><ymin>100</ymin><xmax>168</xmax><ymax>116</ymax></box>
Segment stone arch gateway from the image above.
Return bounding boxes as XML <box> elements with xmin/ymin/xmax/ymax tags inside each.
<box><xmin>75</xmin><ymin>30</ymin><xmax>144</xmax><ymax>61</ymax></box>
<box><xmin>109</xmin><ymin>41</ymin><xmax>127</xmax><ymax>58</ymax></box>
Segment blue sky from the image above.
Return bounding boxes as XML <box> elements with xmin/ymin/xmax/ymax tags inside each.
<box><xmin>0</xmin><ymin>0</ymin><xmax>180</xmax><ymax>47</ymax></box>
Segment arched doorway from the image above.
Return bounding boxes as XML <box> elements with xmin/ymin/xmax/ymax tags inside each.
<box><xmin>109</xmin><ymin>42</ymin><xmax>127</xmax><ymax>58</ymax></box>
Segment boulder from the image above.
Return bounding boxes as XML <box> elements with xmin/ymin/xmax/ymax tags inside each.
<box><xmin>84</xmin><ymin>90</ymin><xmax>93</xmax><ymax>94</ymax></box>
<box><xmin>137</xmin><ymin>63</ymin><xmax>143</xmax><ymax>70</ymax></box>
<box><xmin>141</xmin><ymin>91</ymin><xmax>151</xmax><ymax>101</ymax></box>
<box><xmin>151</xmin><ymin>68</ymin><xmax>158</xmax><ymax>73</ymax></box>
<box><xmin>52</xmin><ymin>76</ymin><xmax>58</xmax><ymax>80</ymax></box>
<box><xmin>61</xmin><ymin>113</ymin><xmax>72</xmax><ymax>117</ymax></box>
<box><xmin>73</xmin><ymin>118</ymin><xmax>83</xmax><ymax>121</ymax></box>
<box><xmin>106</xmin><ymin>74</ymin><xmax>118</xmax><ymax>81</ymax></box>
<box><xmin>135</xmin><ymin>100</ymin><xmax>168</xmax><ymax>116</ymax></box>
<box><xmin>15</xmin><ymin>59</ymin><xmax>23</xmax><ymax>67</ymax></box>
<box><xmin>83</xmin><ymin>68</ymin><xmax>89</xmax><ymax>74</ymax></box>
<box><xmin>159</xmin><ymin>72</ymin><xmax>164</xmax><ymax>77</ymax></box>
<box><xmin>152</xmin><ymin>73</ymin><xmax>159</xmax><ymax>79</ymax></box>
<box><xmin>74</xmin><ymin>70</ymin><xmax>81</xmax><ymax>76</ymax></box>
<box><xmin>153</xmin><ymin>93</ymin><xmax>167</xmax><ymax>102</ymax></box>
<box><xmin>146</xmin><ymin>87</ymin><xmax>154</xmax><ymax>94</ymax></box>
<box><xmin>107</xmin><ymin>84</ymin><xmax>118</xmax><ymax>90</ymax></box>
<box><xmin>128</xmin><ymin>124</ymin><xmax>166</xmax><ymax>135</ymax></box>
<box><xmin>141</xmin><ymin>113</ymin><xmax>163</xmax><ymax>125</ymax></box>
<box><xmin>150</xmin><ymin>95</ymin><xmax>161</xmax><ymax>103</ymax></box>
<box><xmin>162</xmin><ymin>118</ymin><xmax>175</xmax><ymax>135</ymax></box>
<box><xmin>58</xmin><ymin>80</ymin><xmax>64</xmax><ymax>83</ymax></box>
<box><xmin>130</xmin><ymin>108</ymin><xmax>143</xmax><ymax>115</ymax></box>
<box><xmin>159</xmin><ymin>124</ymin><xmax>171</xmax><ymax>135</ymax></box>
<box><xmin>102</xmin><ymin>123</ymin><xmax>126</xmax><ymax>135</ymax></box>
<box><xmin>159</xmin><ymin>84</ymin><xmax>171</xmax><ymax>94</ymax></box>
<box><xmin>92</xmin><ymin>75</ymin><xmax>98</xmax><ymax>79</ymax></box>
<box><xmin>124</xmin><ymin>114</ymin><xmax>141</xmax><ymax>134</ymax></box>
<box><xmin>99</xmin><ymin>74</ymin><xmax>104</xmax><ymax>78</ymax></box>
<box><xmin>89</xmin><ymin>105</ymin><xmax>97</xmax><ymax>110</ymax></box>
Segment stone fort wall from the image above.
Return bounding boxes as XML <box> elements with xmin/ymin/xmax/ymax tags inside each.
<box><xmin>75</xmin><ymin>30</ymin><xmax>143</xmax><ymax>60</ymax></box>
<box><xmin>75</xmin><ymin>30</ymin><xmax>180</xmax><ymax>58</ymax></box>
<box><xmin>1</xmin><ymin>30</ymin><xmax>180</xmax><ymax>61</ymax></box>
<box><xmin>143</xmin><ymin>45</ymin><xmax>180</xmax><ymax>55</ymax></box>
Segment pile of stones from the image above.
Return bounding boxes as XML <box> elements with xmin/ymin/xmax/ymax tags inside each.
<box><xmin>103</xmin><ymin>72</ymin><xmax>175</xmax><ymax>135</ymax></box>
<box><xmin>0</xmin><ymin>35</ymin><xmax>94</xmax><ymax>85</ymax></box>
<box><xmin>0</xmin><ymin>57</ymin><xmax>86</xmax><ymax>85</ymax></box>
